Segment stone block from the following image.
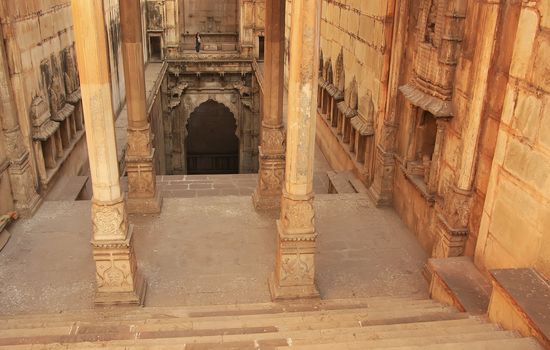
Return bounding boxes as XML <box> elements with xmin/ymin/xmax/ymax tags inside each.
<box><xmin>530</xmin><ymin>33</ymin><xmax>550</xmax><ymax>91</ymax></box>
<box><xmin>503</xmin><ymin>138</ymin><xmax>550</xmax><ymax>193</ymax></box>
<box><xmin>512</xmin><ymin>92</ymin><xmax>542</xmax><ymax>144</ymax></box>
<box><xmin>510</xmin><ymin>8</ymin><xmax>538</xmax><ymax>79</ymax></box>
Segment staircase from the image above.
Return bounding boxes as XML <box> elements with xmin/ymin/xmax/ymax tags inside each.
<box><xmin>0</xmin><ymin>296</ymin><xmax>543</xmax><ymax>349</ymax></box>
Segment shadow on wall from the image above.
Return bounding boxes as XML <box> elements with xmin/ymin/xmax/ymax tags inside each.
<box><xmin>186</xmin><ymin>100</ymin><xmax>239</xmax><ymax>174</ymax></box>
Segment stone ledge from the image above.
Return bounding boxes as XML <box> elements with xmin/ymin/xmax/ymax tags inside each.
<box><xmin>489</xmin><ymin>268</ymin><xmax>550</xmax><ymax>349</ymax></box>
<box><xmin>428</xmin><ymin>257</ymin><xmax>491</xmax><ymax>315</ymax></box>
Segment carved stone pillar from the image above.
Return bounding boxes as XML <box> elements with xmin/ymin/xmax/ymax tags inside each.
<box><xmin>253</xmin><ymin>0</ymin><xmax>286</xmax><ymax>210</ymax></box>
<box><xmin>268</xmin><ymin>0</ymin><xmax>321</xmax><ymax>300</ymax></box>
<box><xmin>0</xmin><ymin>31</ymin><xmax>41</xmax><ymax>217</ymax></box>
<box><xmin>368</xmin><ymin>0</ymin><xmax>408</xmax><ymax>207</ymax></box>
<box><xmin>120</xmin><ymin>0</ymin><xmax>162</xmax><ymax>214</ymax></box>
<box><xmin>71</xmin><ymin>0</ymin><xmax>146</xmax><ymax>305</ymax></box>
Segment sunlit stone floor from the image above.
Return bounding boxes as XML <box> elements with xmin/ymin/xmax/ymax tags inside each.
<box><xmin>0</xmin><ymin>187</ymin><xmax>427</xmax><ymax>315</ymax></box>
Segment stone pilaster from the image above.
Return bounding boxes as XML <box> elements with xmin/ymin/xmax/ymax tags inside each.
<box><xmin>432</xmin><ymin>185</ymin><xmax>473</xmax><ymax>258</ymax></box>
<box><xmin>71</xmin><ymin>0</ymin><xmax>146</xmax><ymax>306</ymax></box>
<box><xmin>269</xmin><ymin>0</ymin><xmax>321</xmax><ymax>300</ymax></box>
<box><xmin>0</xmin><ymin>28</ymin><xmax>41</xmax><ymax>217</ymax></box>
<box><xmin>253</xmin><ymin>0</ymin><xmax>286</xmax><ymax>210</ymax></box>
<box><xmin>120</xmin><ymin>0</ymin><xmax>162</xmax><ymax>214</ymax></box>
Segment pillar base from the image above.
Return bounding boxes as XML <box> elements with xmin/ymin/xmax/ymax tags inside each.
<box><xmin>252</xmin><ymin>189</ymin><xmax>281</xmax><ymax>210</ymax></box>
<box><xmin>16</xmin><ymin>193</ymin><xmax>42</xmax><ymax>218</ymax></box>
<box><xmin>268</xmin><ymin>272</ymin><xmax>320</xmax><ymax>301</ymax></box>
<box><xmin>126</xmin><ymin>190</ymin><xmax>163</xmax><ymax>215</ymax></box>
<box><xmin>95</xmin><ymin>270</ymin><xmax>147</xmax><ymax>306</ymax></box>
<box><xmin>92</xmin><ymin>225</ymin><xmax>147</xmax><ymax>306</ymax></box>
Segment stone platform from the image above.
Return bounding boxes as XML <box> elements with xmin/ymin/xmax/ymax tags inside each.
<box><xmin>0</xmin><ymin>190</ymin><xmax>428</xmax><ymax>315</ymax></box>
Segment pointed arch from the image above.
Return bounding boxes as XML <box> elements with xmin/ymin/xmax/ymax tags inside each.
<box><xmin>324</xmin><ymin>59</ymin><xmax>333</xmax><ymax>84</ymax></box>
<box><xmin>347</xmin><ymin>76</ymin><xmax>358</xmax><ymax>110</ymax></box>
<box><xmin>335</xmin><ymin>49</ymin><xmax>345</xmax><ymax>92</ymax></box>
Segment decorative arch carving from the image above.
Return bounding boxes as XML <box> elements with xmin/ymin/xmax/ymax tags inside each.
<box><xmin>335</xmin><ymin>49</ymin><xmax>345</xmax><ymax>92</ymax></box>
<box><xmin>347</xmin><ymin>77</ymin><xmax>358</xmax><ymax>110</ymax></box>
<box><xmin>323</xmin><ymin>59</ymin><xmax>333</xmax><ymax>84</ymax></box>
<box><xmin>184</xmin><ymin>97</ymin><xmax>240</xmax><ymax>139</ymax></box>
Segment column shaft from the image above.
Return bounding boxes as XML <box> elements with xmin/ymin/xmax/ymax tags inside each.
<box><xmin>269</xmin><ymin>0</ymin><xmax>321</xmax><ymax>300</ymax></box>
<box><xmin>0</xmin><ymin>33</ymin><xmax>41</xmax><ymax>216</ymax></box>
<box><xmin>120</xmin><ymin>0</ymin><xmax>162</xmax><ymax>214</ymax></box>
<box><xmin>253</xmin><ymin>0</ymin><xmax>286</xmax><ymax>209</ymax></box>
<box><xmin>71</xmin><ymin>0</ymin><xmax>146</xmax><ymax>306</ymax></box>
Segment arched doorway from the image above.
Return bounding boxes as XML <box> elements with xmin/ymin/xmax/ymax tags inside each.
<box><xmin>186</xmin><ymin>100</ymin><xmax>239</xmax><ymax>174</ymax></box>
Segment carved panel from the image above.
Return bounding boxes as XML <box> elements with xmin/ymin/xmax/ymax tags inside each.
<box><xmin>280</xmin><ymin>252</ymin><xmax>315</xmax><ymax>285</ymax></box>
<box><xmin>91</xmin><ymin>198</ymin><xmax>128</xmax><ymax>241</ymax></box>
<box><xmin>147</xmin><ymin>1</ymin><xmax>164</xmax><ymax>31</ymax></box>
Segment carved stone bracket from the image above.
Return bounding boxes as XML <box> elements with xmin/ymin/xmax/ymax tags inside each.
<box><xmin>92</xmin><ymin>226</ymin><xmax>147</xmax><ymax>306</ymax></box>
<box><xmin>91</xmin><ymin>197</ymin><xmax>129</xmax><ymax>241</ymax></box>
<box><xmin>269</xmin><ymin>190</ymin><xmax>319</xmax><ymax>300</ymax></box>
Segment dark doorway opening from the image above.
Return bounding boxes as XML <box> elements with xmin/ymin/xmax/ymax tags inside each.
<box><xmin>258</xmin><ymin>36</ymin><xmax>265</xmax><ymax>61</ymax></box>
<box><xmin>149</xmin><ymin>35</ymin><xmax>162</xmax><ymax>61</ymax></box>
<box><xmin>186</xmin><ymin>100</ymin><xmax>239</xmax><ymax>174</ymax></box>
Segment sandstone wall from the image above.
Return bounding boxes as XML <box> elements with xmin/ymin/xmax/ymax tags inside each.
<box><xmin>0</xmin><ymin>0</ymin><xmax>127</xmax><ymax>208</ymax></box>
<box><xmin>182</xmin><ymin>0</ymin><xmax>239</xmax><ymax>34</ymax></box>
<box><xmin>474</xmin><ymin>0</ymin><xmax>550</xmax><ymax>279</ymax></box>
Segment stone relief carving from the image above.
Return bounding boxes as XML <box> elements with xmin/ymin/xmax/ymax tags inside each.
<box><xmin>262</xmin><ymin>127</ymin><xmax>285</xmax><ymax>153</ymax></box>
<box><xmin>30</xmin><ymin>95</ymin><xmax>59</xmax><ymax>142</ymax></box>
<box><xmin>260</xmin><ymin>167</ymin><xmax>284</xmax><ymax>192</ymax></box>
<box><xmin>323</xmin><ymin>59</ymin><xmax>333</xmax><ymax>83</ymax></box>
<box><xmin>91</xmin><ymin>199</ymin><xmax>128</xmax><ymax>240</ymax></box>
<box><xmin>282</xmin><ymin>199</ymin><xmax>315</xmax><ymax>233</ymax></box>
<box><xmin>127</xmin><ymin>128</ymin><xmax>152</xmax><ymax>157</ymax></box>
<box><xmin>424</xmin><ymin>0</ymin><xmax>438</xmax><ymax>45</ymax></box>
<box><xmin>147</xmin><ymin>1</ymin><xmax>164</xmax><ymax>31</ymax></box>
<box><xmin>280</xmin><ymin>252</ymin><xmax>315</xmax><ymax>284</ymax></box>
<box><xmin>335</xmin><ymin>49</ymin><xmax>345</xmax><ymax>92</ymax></box>
<box><xmin>233</xmin><ymin>82</ymin><xmax>252</xmax><ymax>97</ymax></box>
<box><xmin>63</xmin><ymin>47</ymin><xmax>79</xmax><ymax>95</ymax></box>
<box><xmin>41</xmin><ymin>55</ymin><xmax>68</xmax><ymax>121</ymax></box>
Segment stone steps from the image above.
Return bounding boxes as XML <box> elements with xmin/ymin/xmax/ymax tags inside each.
<box><xmin>0</xmin><ymin>297</ymin><xmax>543</xmax><ymax>349</ymax></box>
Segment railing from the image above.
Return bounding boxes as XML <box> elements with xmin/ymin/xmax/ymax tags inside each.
<box><xmin>186</xmin><ymin>153</ymin><xmax>239</xmax><ymax>174</ymax></box>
